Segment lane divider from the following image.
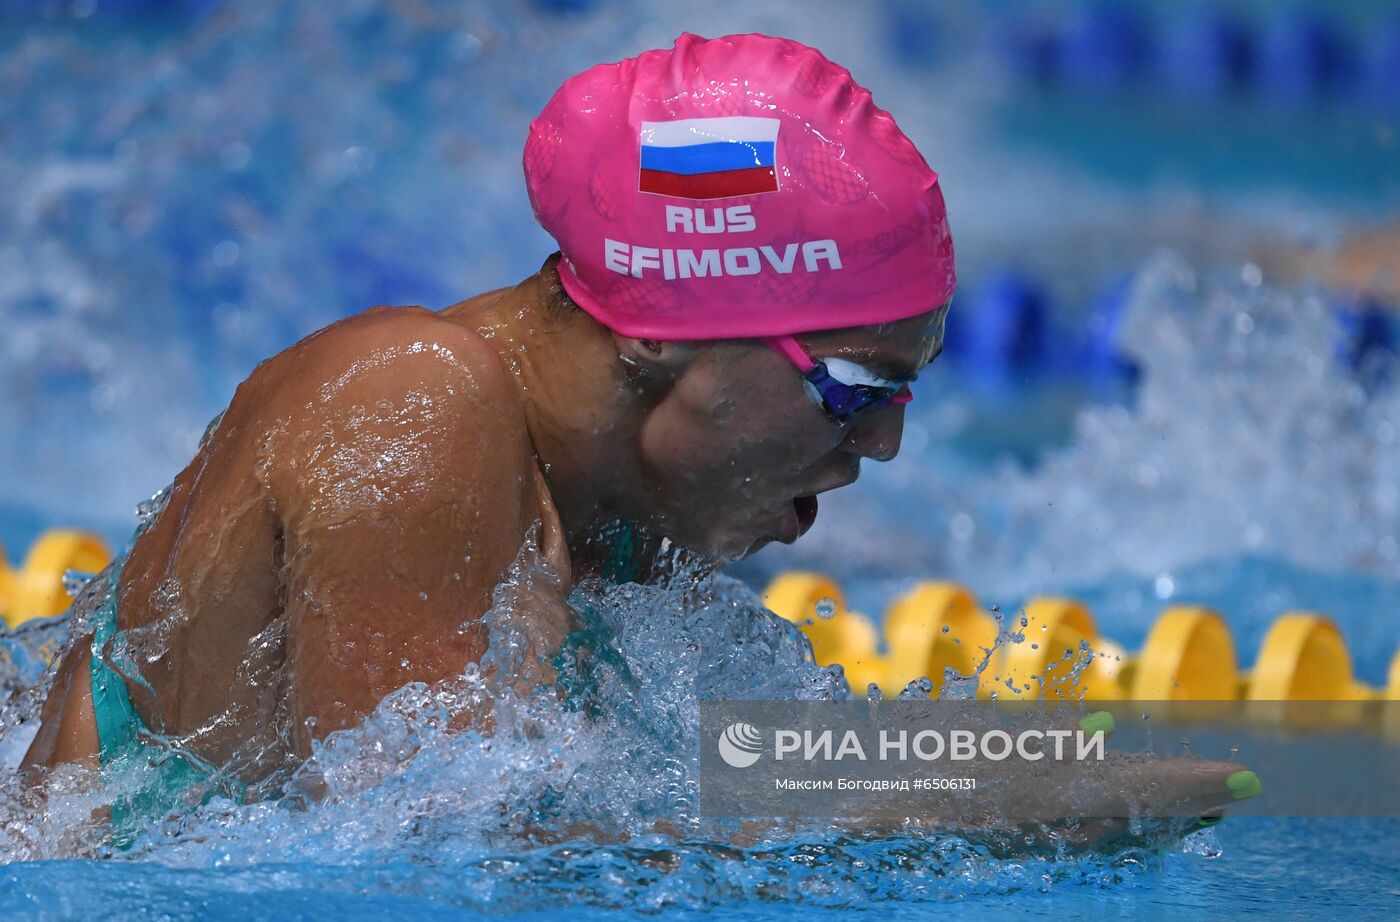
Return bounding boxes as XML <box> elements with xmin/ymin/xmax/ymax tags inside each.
<box><xmin>763</xmin><ymin>572</ymin><xmax>886</xmax><ymax>694</ymax></box>
<box><xmin>999</xmin><ymin>4</ymin><xmax>1400</xmax><ymax>110</ymax></box>
<box><xmin>987</xmin><ymin>596</ymin><xmax>1123</xmax><ymax>701</ymax></box>
<box><xmin>1131</xmin><ymin>605</ymin><xmax>1239</xmax><ymax>700</ymax></box>
<box><xmin>765</xmin><ymin>571</ymin><xmax>1400</xmax><ymax>723</ymax></box>
<box><xmin>0</xmin><ymin>530</ymin><xmax>111</xmax><ymax>629</ymax></box>
<box><xmin>4</xmin><ymin>544</ymin><xmax>1394</xmax><ymax>730</ymax></box>
<box><xmin>884</xmin><ymin>581</ymin><xmax>994</xmax><ymax>697</ymax></box>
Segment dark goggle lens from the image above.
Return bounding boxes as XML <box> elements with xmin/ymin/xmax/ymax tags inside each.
<box><xmin>820</xmin><ymin>380</ymin><xmax>909</xmax><ymax>421</ymax></box>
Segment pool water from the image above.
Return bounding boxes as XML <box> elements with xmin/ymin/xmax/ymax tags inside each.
<box><xmin>0</xmin><ymin>819</ymin><xmax>1396</xmax><ymax>919</ymax></box>
<box><xmin>1</xmin><ymin>1</ymin><xmax>1398</xmax><ymax>918</ymax></box>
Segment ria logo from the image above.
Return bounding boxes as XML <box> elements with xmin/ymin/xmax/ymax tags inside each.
<box><xmin>717</xmin><ymin>722</ymin><xmax>765</xmax><ymax>769</ymax></box>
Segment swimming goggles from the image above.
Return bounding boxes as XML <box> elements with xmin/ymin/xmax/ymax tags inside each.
<box><xmin>761</xmin><ymin>335</ymin><xmax>914</xmax><ymax>426</ymax></box>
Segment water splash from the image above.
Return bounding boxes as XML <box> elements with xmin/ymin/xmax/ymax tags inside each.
<box><xmin>0</xmin><ymin>525</ymin><xmax>1208</xmax><ymax>907</ymax></box>
<box><xmin>0</xmin><ymin>1</ymin><xmax>1381</xmax><ymax>909</ymax></box>
<box><xmin>769</xmin><ymin>252</ymin><xmax>1399</xmax><ymax>617</ymax></box>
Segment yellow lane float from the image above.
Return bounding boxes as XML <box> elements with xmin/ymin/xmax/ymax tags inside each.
<box><xmin>764</xmin><ymin>571</ymin><xmax>1399</xmax><ymax>724</ymax></box>
<box><xmin>0</xmin><ymin>530</ymin><xmax>111</xmax><ymax>629</ymax></box>
<box><xmin>1248</xmin><ymin>613</ymin><xmax>1369</xmax><ymax>701</ymax></box>
<box><xmin>883</xmin><ymin>581</ymin><xmax>995</xmax><ymax>697</ymax></box>
<box><xmin>1387</xmin><ymin>649</ymin><xmax>1400</xmax><ymax>738</ymax></box>
<box><xmin>763</xmin><ymin>571</ymin><xmax>886</xmax><ymax>692</ymax></box>
<box><xmin>1246</xmin><ymin>613</ymin><xmax>1372</xmax><ymax>729</ymax></box>
<box><xmin>983</xmin><ymin>596</ymin><xmax>1123</xmax><ymax>701</ymax></box>
<box><xmin>1130</xmin><ymin>605</ymin><xmax>1238</xmax><ymax>700</ymax></box>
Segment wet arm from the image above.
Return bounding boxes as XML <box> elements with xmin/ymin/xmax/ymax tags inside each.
<box><xmin>259</xmin><ymin>313</ymin><xmax>569</xmax><ymax>753</ymax></box>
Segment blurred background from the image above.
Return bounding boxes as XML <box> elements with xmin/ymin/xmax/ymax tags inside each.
<box><xmin>0</xmin><ymin>0</ymin><xmax>1396</xmax><ymax>677</ymax></box>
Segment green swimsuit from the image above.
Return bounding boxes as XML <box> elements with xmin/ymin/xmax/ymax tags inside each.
<box><xmin>87</xmin><ymin>514</ymin><xmax>643</xmax><ymax>844</ymax></box>
<box><xmin>85</xmin><ymin>413</ymin><xmax>231</xmax><ymax>844</ymax></box>
<box><xmin>88</xmin><ymin>557</ymin><xmax>221</xmax><ymax>846</ymax></box>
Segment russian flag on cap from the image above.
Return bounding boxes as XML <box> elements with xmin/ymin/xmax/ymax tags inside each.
<box><xmin>638</xmin><ymin>116</ymin><xmax>780</xmax><ymax>199</ymax></box>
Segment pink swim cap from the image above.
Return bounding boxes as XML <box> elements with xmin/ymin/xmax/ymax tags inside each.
<box><xmin>524</xmin><ymin>32</ymin><xmax>956</xmax><ymax>340</ymax></box>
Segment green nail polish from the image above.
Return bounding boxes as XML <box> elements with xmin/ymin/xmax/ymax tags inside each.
<box><xmin>1196</xmin><ymin>815</ymin><xmax>1224</xmax><ymax>828</ymax></box>
<box><xmin>1227</xmin><ymin>770</ymin><xmax>1261</xmax><ymax>800</ymax></box>
<box><xmin>1079</xmin><ymin>711</ymin><xmax>1115</xmax><ymax>735</ymax></box>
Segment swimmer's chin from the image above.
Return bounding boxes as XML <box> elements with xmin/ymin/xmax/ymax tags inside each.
<box><xmin>735</xmin><ymin>526</ymin><xmax>799</xmax><ymax>560</ymax></box>
<box><xmin>737</xmin><ymin>535</ymin><xmax>776</xmax><ymax>559</ymax></box>
<box><xmin>692</xmin><ymin>509</ymin><xmax>815</xmax><ymax>561</ymax></box>
<box><xmin>695</xmin><ymin>530</ymin><xmax>774</xmax><ymax>563</ymax></box>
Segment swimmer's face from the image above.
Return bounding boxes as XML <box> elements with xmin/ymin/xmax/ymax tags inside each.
<box><xmin>630</xmin><ymin>306</ymin><xmax>947</xmax><ymax>560</ymax></box>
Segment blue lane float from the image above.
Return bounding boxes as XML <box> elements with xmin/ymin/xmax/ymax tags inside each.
<box><xmin>1059</xmin><ymin>3</ymin><xmax>1152</xmax><ymax>93</ymax></box>
<box><xmin>1159</xmin><ymin>8</ymin><xmax>1254</xmax><ymax>100</ymax></box>
<box><xmin>1001</xmin><ymin>17</ymin><xmax>1062</xmax><ymax>88</ymax></box>
<box><xmin>1367</xmin><ymin>16</ymin><xmax>1400</xmax><ymax>111</ymax></box>
<box><xmin>1257</xmin><ymin>9</ymin><xmax>1356</xmax><ymax>104</ymax></box>
<box><xmin>945</xmin><ymin>271</ymin><xmax>1140</xmax><ymax>386</ymax></box>
<box><xmin>1334</xmin><ymin>299</ymin><xmax>1397</xmax><ymax>391</ymax></box>
<box><xmin>530</xmin><ymin>0</ymin><xmax>597</xmax><ymax>15</ymax></box>
<box><xmin>945</xmin><ymin>270</ymin><xmax>1398</xmax><ymax>393</ymax></box>
<box><xmin>1077</xmin><ymin>276</ymin><xmax>1141</xmax><ymax>385</ymax></box>
<box><xmin>881</xmin><ymin>0</ymin><xmax>944</xmax><ymax>71</ymax></box>
<box><xmin>946</xmin><ymin>270</ymin><xmax>1050</xmax><ymax>380</ymax></box>
<box><xmin>0</xmin><ymin>0</ymin><xmax>225</xmax><ymax>19</ymax></box>
<box><xmin>995</xmin><ymin>3</ymin><xmax>1388</xmax><ymax>111</ymax></box>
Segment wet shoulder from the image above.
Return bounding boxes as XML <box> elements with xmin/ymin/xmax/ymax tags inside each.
<box><xmin>246</xmin><ymin>306</ymin><xmax>524</xmax><ymax>438</ymax></box>
<box><xmin>211</xmin><ymin>305</ymin><xmax>537</xmax><ymax>516</ymax></box>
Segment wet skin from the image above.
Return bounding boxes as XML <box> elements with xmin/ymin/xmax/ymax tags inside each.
<box><xmin>23</xmin><ymin>252</ymin><xmax>934</xmax><ymax>773</ymax></box>
<box><xmin>22</xmin><ymin>252</ymin><xmax>1253</xmax><ymax>838</ymax></box>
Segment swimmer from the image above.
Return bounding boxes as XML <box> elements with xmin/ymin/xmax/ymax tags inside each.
<box><xmin>21</xmin><ymin>32</ymin><xmax>1256</xmax><ymax>843</ymax></box>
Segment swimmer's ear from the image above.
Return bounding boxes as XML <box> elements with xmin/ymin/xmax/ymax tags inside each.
<box><xmin>611</xmin><ymin>332</ymin><xmax>702</xmax><ymax>380</ymax></box>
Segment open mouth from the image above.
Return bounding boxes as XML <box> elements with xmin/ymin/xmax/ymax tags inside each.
<box><xmin>793</xmin><ymin>495</ymin><xmax>819</xmax><ymax>535</ymax></box>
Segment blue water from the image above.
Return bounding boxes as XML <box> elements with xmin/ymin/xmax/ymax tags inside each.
<box><xmin>1</xmin><ymin>820</ymin><xmax>1397</xmax><ymax>918</ymax></box>
<box><xmin>2</xmin><ymin>1</ymin><xmax>1398</xmax><ymax>918</ymax></box>
<box><xmin>0</xmin><ymin>822</ymin><xmax>1394</xmax><ymax>917</ymax></box>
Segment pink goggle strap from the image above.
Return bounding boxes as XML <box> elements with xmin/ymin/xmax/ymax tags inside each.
<box><xmin>760</xmin><ymin>335</ymin><xmax>915</xmax><ymax>404</ymax></box>
<box><xmin>760</xmin><ymin>334</ymin><xmax>817</xmax><ymax>372</ymax></box>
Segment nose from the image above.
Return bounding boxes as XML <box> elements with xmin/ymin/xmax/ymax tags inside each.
<box><xmin>838</xmin><ymin>403</ymin><xmax>904</xmax><ymax>462</ymax></box>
